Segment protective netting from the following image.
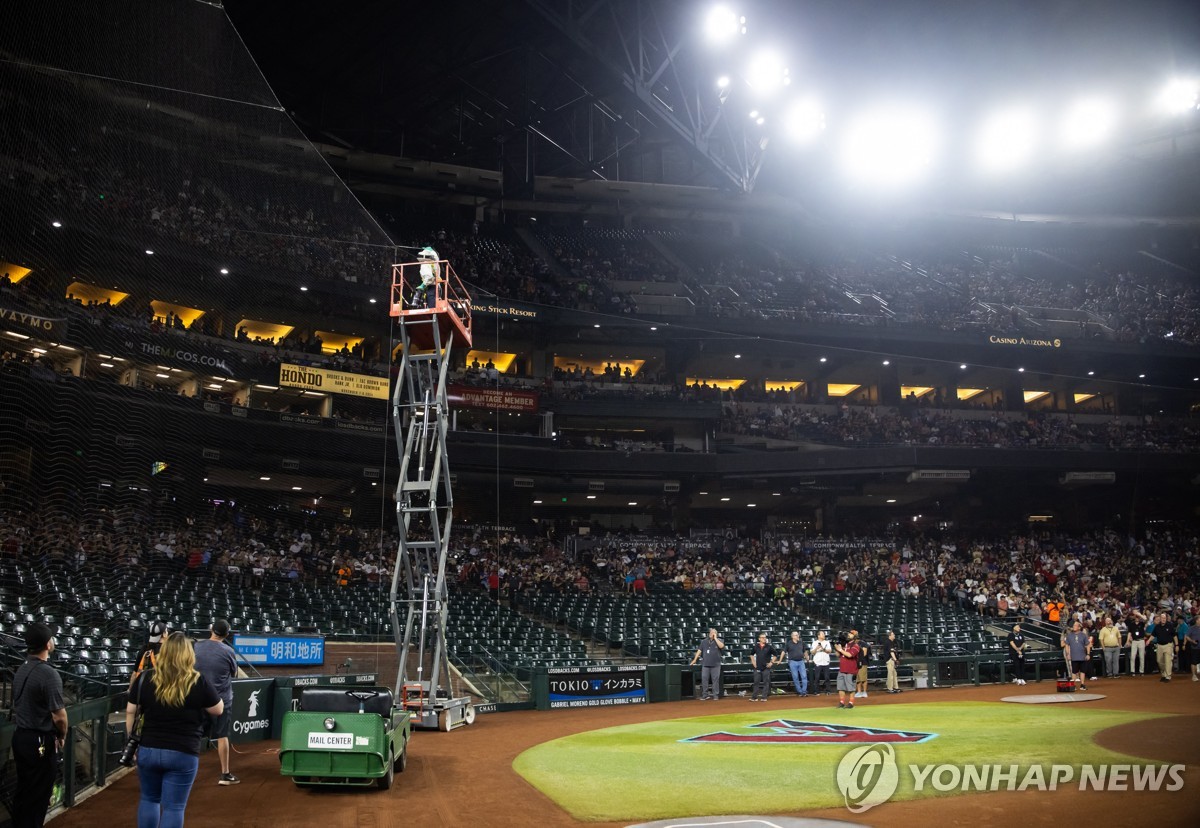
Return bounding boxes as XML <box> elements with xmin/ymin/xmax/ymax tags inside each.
<box><xmin>0</xmin><ymin>0</ymin><xmax>404</xmax><ymax>709</ymax></box>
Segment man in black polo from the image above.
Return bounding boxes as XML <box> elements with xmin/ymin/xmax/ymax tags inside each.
<box><xmin>690</xmin><ymin>628</ymin><xmax>725</xmax><ymax>700</ymax></box>
<box><xmin>1152</xmin><ymin>612</ymin><xmax>1176</xmax><ymax>682</ymax></box>
<box><xmin>11</xmin><ymin>622</ymin><xmax>67</xmax><ymax>827</ymax></box>
<box><xmin>1007</xmin><ymin>623</ymin><xmax>1027</xmax><ymax>686</ymax></box>
<box><xmin>748</xmin><ymin>633</ymin><xmax>780</xmax><ymax>701</ymax></box>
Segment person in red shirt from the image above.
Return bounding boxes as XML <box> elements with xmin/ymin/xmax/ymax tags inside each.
<box><xmin>835</xmin><ymin>630</ymin><xmax>861</xmax><ymax>709</ymax></box>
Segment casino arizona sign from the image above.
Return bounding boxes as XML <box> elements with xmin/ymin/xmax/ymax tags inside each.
<box><xmin>680</xmin><ymin>719</ymin><xmax>937</xmax><ymax>744</ymax></box>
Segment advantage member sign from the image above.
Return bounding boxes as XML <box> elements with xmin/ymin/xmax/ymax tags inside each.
<box><xmin>279</xmin><ymin>363</ymin><xmax>390</xmax><ymax>400</ymax></box>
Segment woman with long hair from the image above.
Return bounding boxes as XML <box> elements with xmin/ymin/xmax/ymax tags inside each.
<box><xmin>125</xmin><ymin>632</ymin><xmax>223</xmax><ymax>828</ymax></box>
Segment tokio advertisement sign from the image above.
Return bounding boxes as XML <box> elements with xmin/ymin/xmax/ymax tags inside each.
<box><xmin>229</xmin><ymin>678</ymin><xmax>275</xmax><ymax>743</ymax></box>
<box><xmin>233</xmin><ymin>634</ymin><xmax>325</xmax><ymax>666</ymax></box>
<box><xmin>278</xmin><ymin>362</ymin><xmax>390</xmax><ymax>400</ymax></box>
<box><xmin>447</xmin><ymin>384</ymin><xmax>539</xmax><ymax>413</ymax></box>
<box><xmin>547</xmin><ymin>665</ymin><xmax>646</xmax><ymax>709</ymax></box>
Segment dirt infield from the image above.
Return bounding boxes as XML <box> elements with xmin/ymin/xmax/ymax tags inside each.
<box><xmin>52</xmin><ymin>676</ymin><xmax>1200</xmax><ymax>828</ymax></box>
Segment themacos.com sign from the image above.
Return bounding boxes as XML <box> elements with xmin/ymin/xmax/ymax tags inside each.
<box><xmin>837</xmin><ymin>744</ymin><xmax>1186</xmax><ymax>813</ymax></box>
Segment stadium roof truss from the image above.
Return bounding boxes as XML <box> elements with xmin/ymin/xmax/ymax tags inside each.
<box><xmin>527</xmin><ymin>0</ymin><xmax>767</xmax><ymax>193</ymax></box>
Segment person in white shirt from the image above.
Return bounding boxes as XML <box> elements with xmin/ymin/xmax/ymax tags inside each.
<box><xmin>809</xmin><ymin>631</ymin><xmax>833</xmax><ymax>695</ymax></box>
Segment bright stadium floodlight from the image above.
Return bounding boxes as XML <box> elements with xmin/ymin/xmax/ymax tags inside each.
<box><xmin>783</xmin><ymin>96</ymin><xmax>826</xmax><ymax>144</ymax></box>
<box><xmin>1159</xmin><ymin>78</ymin><xmax>1199</xmax><ymax>114</ymax></box>
<box><xmin>1059</xmin><ymin>97</ymin><xmax>1116</xmax><ymax>150</ymax></box>
<box><xmin>975</xmin><ymin>106</ymin><xmax>1038</xmax><ymax>173</ymax></box>
<box><xmin>745</xmin><ymin>49</ymin><xmax>788</xmax><ymax>97</ymax></box>
<box><xmin>841</xmin><ymin>105</ymin><xmax>941</xmax><ymax>188</ymax></box>
<box><xmin>705</xmin><ymin>6</ymin><xmax>740</xmax><ymax>44</ymax></box>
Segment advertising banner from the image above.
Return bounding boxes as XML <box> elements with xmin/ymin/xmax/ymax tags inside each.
<box><xmin>229</xmin><ymin>678</ymin><xmax>275</xmax><ymax>743</ymax></box>
<box><xmin>447</xmin><ymin>384</ymin><xmax>539</xmax><ymax>413</ymax></box>
<box><xmin>279</xmin><ymin>362</ymin><xmax>390</xmax><ymax>400</ymax></box>
<box><xmin>547</xmin><ymin>665</ymin><xmax>647</xmax><ymax>709</ymax></box>
<box><xmin>0</xmin><ymin>305</ymin><xmax>68</xmax><ymax>338</ymax></box>
<box><xmin>233</xmin><ymin>634</ymin><xmax>325</xmax><ymax>666</ymax></box>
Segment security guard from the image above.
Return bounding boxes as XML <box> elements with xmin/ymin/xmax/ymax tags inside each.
<box><xmin>11</xmin><ymin>622</ymin><xmax>67</xmax><ymax>827</ymax></box>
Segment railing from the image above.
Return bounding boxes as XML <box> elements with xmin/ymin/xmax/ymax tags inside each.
<box><xmin>448</xmin><ymin>644</ymin><xmax>532</xmax><ymax>704</ymax></box>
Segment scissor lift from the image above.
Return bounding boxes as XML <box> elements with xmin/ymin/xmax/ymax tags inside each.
<box><xmin>387</xmin><ymin>258</ymin><xmax>475</xmax><ymax>731</ymax></box>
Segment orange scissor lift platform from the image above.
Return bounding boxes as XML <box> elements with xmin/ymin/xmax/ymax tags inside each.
<box><xmin>389</xmin><ymin>260</ymin><xmax>473</xmax><ymax>350</ymax></box>
<box><xmin>387</xmin><ymin>258</ymin><xmax>475</xmax><ymax>731</ymax></box>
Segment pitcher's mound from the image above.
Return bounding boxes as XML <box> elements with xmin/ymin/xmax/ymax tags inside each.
<box><xmin>1001</xmin><ymin>693</ymin><xmax>1106</xmax><ymax>704</ymax></box>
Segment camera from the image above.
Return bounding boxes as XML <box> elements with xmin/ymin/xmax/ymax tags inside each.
<box><xmin>117</xmin><ymin>733</ymin><xmax>141</xmax><ymax>768</ymax></box>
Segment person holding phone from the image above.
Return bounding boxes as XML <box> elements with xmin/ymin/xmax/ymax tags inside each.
<box><xmin>690</xmin><ymin>628</ymin><xmax>725</xmax><ymax>700</ymax></box>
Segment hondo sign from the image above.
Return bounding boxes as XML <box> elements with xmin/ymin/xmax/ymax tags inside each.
<box><xmin>279</xmin><ymin>363</ymin><xmax>390</xmax><ymax>400</ymax></box>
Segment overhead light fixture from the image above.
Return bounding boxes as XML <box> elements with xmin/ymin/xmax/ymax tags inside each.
<box><xmin>882</xmin><ymin>360</ymin><xmax>890</xmax><ymax>366</ymax></box>
<box><xmin>292</xmin><ymin>486</ymin><xmax>302</xmax><ymax>491</ymax></box>
<box><xmin>819</xmin><ymin>356</ymin><xmax>827</xmax><ymax>363</ymax></box>
<box><xmin>52</xmin><ymin>220</ymin><xmax>63</xmax><ymax>228</ymax></box>
<box><xmin>974</xmin><ymin>106</ymin><xmax>1039</xmax><ymax>173</ymax></box>
<box><xmin>783</xmin><ymin>96</ymin><xmax>826</xmax><ymax>144</ymax></box>
<box><xmin>145</xmin><ymin>249</ymin><xmax>154</xmax><ymax>255</ymax></box>
<box><xmin>260</xmin><ymin>476</ymin><xmax>271</xmax><ymax>481</ymax></box>
<box><xmin>220</xmin><ymin>267</ymin><xmax>229</xmax><ymax>275</ymax></box>
<box><xmin>155</xmin><ymin>373</ymin><xmax>169</xmax><ymax>379</ymax></box>
<box><xmin>960</xmin><ymin>364</ymin><xmax>968</xmax><ymax>370</ymax></box>
<box><xmin>704</xmin><ymin>6</ymin><xmax>741</xmax><ymax>44</ymax></box>
<box><xmin>586</xmin><ymin>495</ymin><xmax>596</xmax><ymax>500</ymax></box>
<box><xmin>300</xmin><ymin>286</ymin><xmax>308</xmax><ymax>292</ymax></box>
<box><xmin>100</xmin><ymin>362</ymin><xmax>114</xmax><ymax>368</ymax></box>
<box><xmin>720</xmin><ymin>496</ymin><xmax>730</xmax><ymax>502</ymax></box>
<box><xmin>886</xmin><ymin>498</ymin><xmax>897</xmax><ymax>503</ymax></box>
<box><xmin>745</xmin><ymin>49</ymin><xmax>789</xmax><ymax>97</ymax></box>
<box><xmin>1059</xmin><ymin>97</ymin><xmax>1116</xmax><ymax>150</ymax></box>
<box><xmin>717</xmin><ymin>75</ymin><xmax>730</xmax><ymax>89</ymax></box>
<box><xmin>841</xmin><ymin>103</ymin><xmax>941</xmax><ymax>188</ymax></box>
<box><xmin>1159</xmin><ymin>78</ymin><xmax>1198</xmax><ymax>115</ymax></box>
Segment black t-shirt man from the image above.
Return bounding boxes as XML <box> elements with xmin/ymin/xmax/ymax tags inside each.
<box><xmin>1007</xmin><ymin>630</ymin><xmax>1026</xmax><ymax>658</ymax></box>
<box><xmin>1126</xmin><ymin>618</ymin><xmax>1146</xmax><ymax>640</ymax></box>
<box><xmin>129</xmin><ymin>671</ymin><xmax>221</xmax><ymax>755</ymax></box>
<box><xmin>883</xmin><ymin>638</ymin><xmax>899</xmax><ymax>663</ymax></box>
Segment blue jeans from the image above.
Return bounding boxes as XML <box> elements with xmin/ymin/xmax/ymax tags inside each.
<box><xmin>789</xmin><ymin>660</ymin><xmax>809</xmax><ymax>694</ymax></box>
<box><xmin>137</xmin><ymin>746</ymin><xmax>199</xmax><ymax>828</ymax></box>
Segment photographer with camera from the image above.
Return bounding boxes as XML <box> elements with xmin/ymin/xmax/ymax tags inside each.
<box><xmin>834</xmin><ymin>630</ymin><xmax>861</xmax><ymax>709</ymax></box>
<box><xmin>11</xmin><ymin>623</ymin><xmax>67</xmax><ymax>828</ymax></box>
<box><xmin>124</xmin><ymin>632</ymin><xmax>223</xmax><ymax>828</ymax></box>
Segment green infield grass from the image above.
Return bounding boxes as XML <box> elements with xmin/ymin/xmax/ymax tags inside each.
<box><xmin>512</xmin><ymin>701</ymin><xmax>1166</xmax><ymax>821</ymax></box>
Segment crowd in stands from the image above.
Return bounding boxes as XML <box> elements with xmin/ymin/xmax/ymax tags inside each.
<box><xmin>721</xmin><ymin>402</ymin><xmax>1200</xmax><ymax>452</ymax></box>
<box><xmin>4</xmin><ymin>497</ymin><xmax>1197</xmax><ymax>666</ymax></box>
<box><xmin>457</xmin><ymin>522</ymin><xmax>1199</xmax><ymax>642</ymax></box>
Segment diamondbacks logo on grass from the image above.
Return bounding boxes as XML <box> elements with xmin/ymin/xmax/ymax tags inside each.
<box><xmin>681</xmin><ymin>719</ymin><xmax>938</xmax><ymax>744</ymax></box>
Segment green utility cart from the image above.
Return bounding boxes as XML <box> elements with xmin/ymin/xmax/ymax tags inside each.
<box><xmin>279</xmin><ymin>687</ymin><xmax>411</xmax><ymax>789</ymax></box>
